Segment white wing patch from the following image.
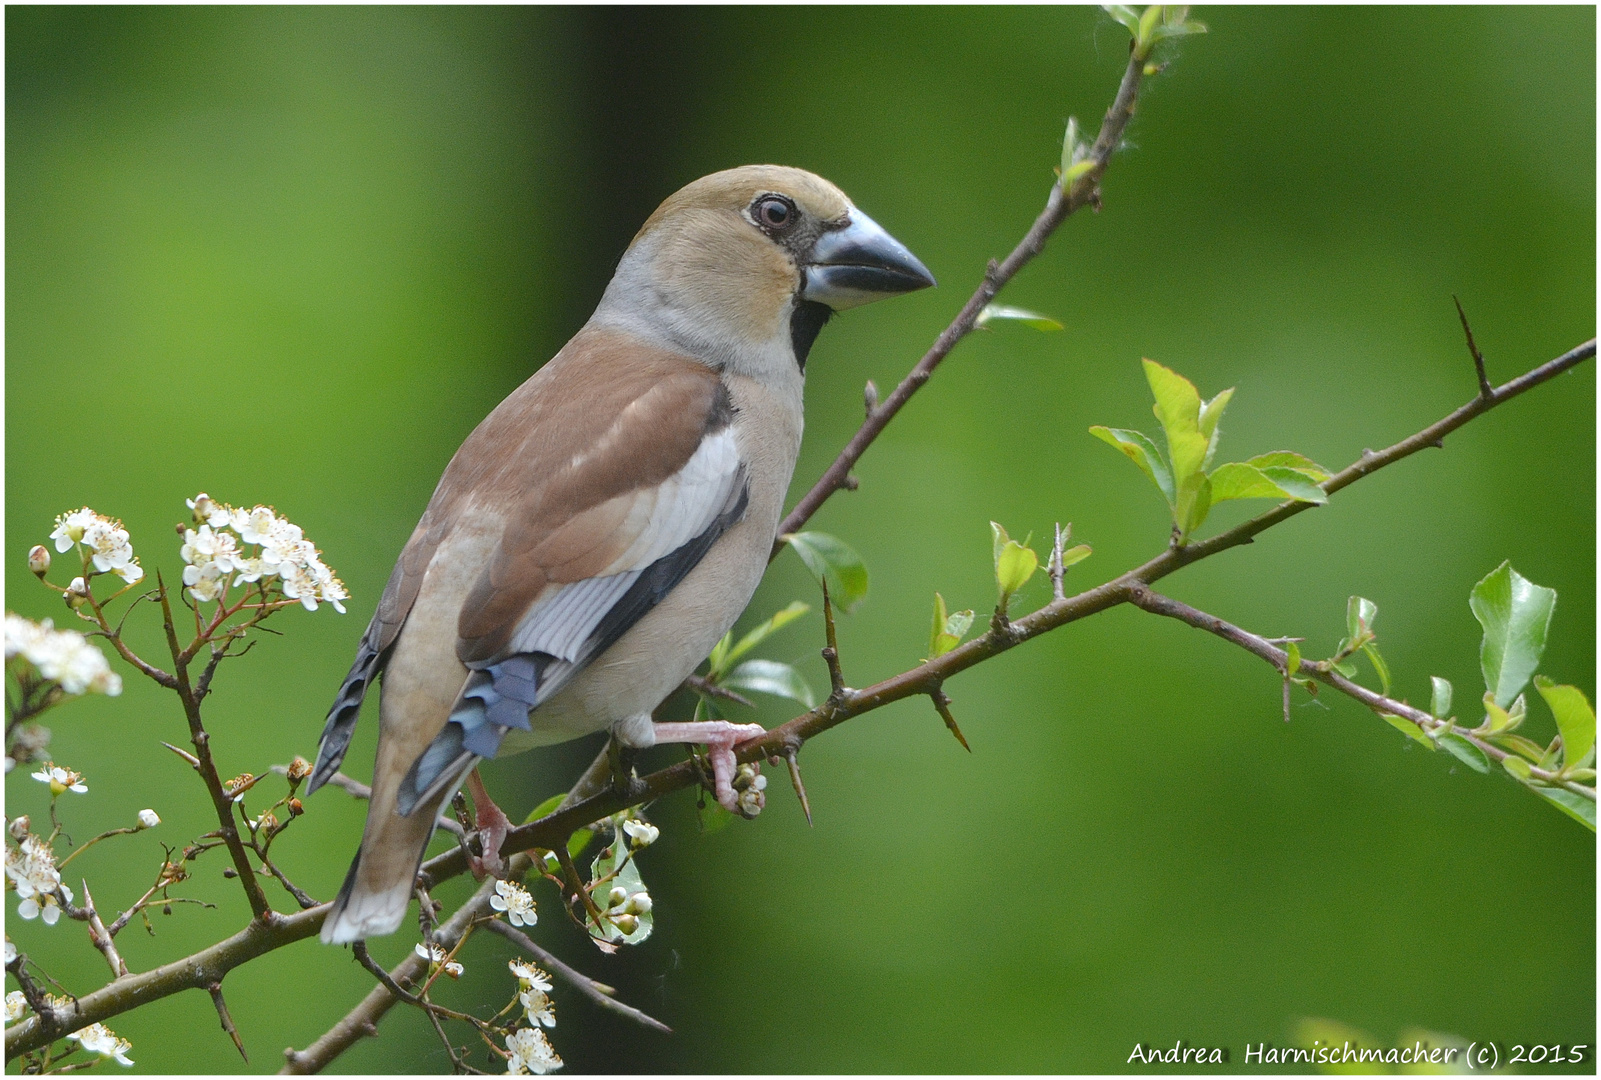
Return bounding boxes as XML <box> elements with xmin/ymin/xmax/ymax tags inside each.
<box><xmin>504</xmin><ymin>427</ymin><xmax>743</xmax><ymax>666</ymax></box>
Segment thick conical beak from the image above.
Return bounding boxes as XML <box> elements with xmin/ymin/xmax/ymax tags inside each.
<box><xmin>801</xmin><ymin>208</ymin><xmax>936</xmax><ymax>310</ymax></box>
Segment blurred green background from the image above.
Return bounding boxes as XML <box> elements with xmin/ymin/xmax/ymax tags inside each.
<box><xmin>6</xmin><ymin>6</ymin><xmax>1594</xmax><ymax>1074</ymax></box>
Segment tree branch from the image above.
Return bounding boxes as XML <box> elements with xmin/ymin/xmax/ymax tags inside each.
<box><xmin>1125</xmin><ymin>587</ymin><xmax>1596</xmax><ymax>800</ymax></box>
<box><xmin>772</xmin><ymin>45</ymin><xmax>1149</xmax><ymax>553</ymax></box>
<box><xmin>480</xmin><ymin>920</ymin><xmax>671</xmax><ymax>1035</ymax></box>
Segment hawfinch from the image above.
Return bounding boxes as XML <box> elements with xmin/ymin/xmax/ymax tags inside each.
<box><xmin>309</xmin><ymin>165</ymin><xmax>934</xmax><ymax>943</ymax></box>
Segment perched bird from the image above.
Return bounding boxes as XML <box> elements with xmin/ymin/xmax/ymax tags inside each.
<box><xmin>308</xmin><ymin>165</ymin><xmax>934</xmax><ymax>943</ymax></box>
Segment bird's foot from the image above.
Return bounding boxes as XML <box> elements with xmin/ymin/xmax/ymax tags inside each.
<box><xmin>651</xmin><ymin>721</ymin><xmax>766</xmax><ymax>815</ymax></box>
<box><xmin>465</xmin><ymin>767</ymin><xmax>511</xmax><ymax>880</ymax></box>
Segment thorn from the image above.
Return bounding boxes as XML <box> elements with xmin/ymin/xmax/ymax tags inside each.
<box><xmin>820</xmin><ymin>579</ymin><xmax>846</xmax><ymax>701</ymax></box>
<box><xmin>931</xmin><ymin>690</ymin><xmax>972</xmax><ymax>752</ymax></box>
<box><xmin>1453</xmin><ymin>295</ymin><xmax>1493</xmax><ymax>399</ymax></box>
<box><xmin>784</xmin><ymin>748</ymin><xmax>813</xmax><ymax>826</ymax></box>
<box><xmin>208</xmin><ymin>980</ymin><xmax>249</xmax><ymax>1062</ymax></box>
<box><xmin>160</xmin><ymin>741</ymin><xmax>201</xmax><ymax>769</ymax></box>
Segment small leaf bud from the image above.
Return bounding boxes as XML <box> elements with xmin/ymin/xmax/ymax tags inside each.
<box><xmin>27</xmin><ymin>546</ymin><xmax>50</xmax><ymax>577</ymax></box>
<box><xmin>222</xmin><ymin>867</ymin><xmax>237</xmax><ymax>879</ymax></box>
<box><xmin>136</xmin><ymin>809</ymin><xmax>160</xmax><ymax>830</ymax></box>
<box><xmin>612</xmin><ymin>913</ymin><xmax>639</xmax><ymax>935</ymax></box>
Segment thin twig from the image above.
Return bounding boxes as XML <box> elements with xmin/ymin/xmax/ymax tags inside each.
<box><xmin>1125</xmin><ymin>587</ymin><xmax>1596</xmax><ymax>800</ymax></box>
<box><xmin>79</xmin><ymin>881</ymin><xmax>128</xmax><ymax>980</ymax></box>
<box><xmin>682</xmin><ymin>674</ymin><xmax>754</xmax><ymax>709</ymax></box>
<box><xmin>282</xmin><ymin>766</ymin><xmax>465</xmax><ymax>838</ymax></box>
<box><xmin>481</xmin><ymin>920</ymin><xmax>672</xmax><ymax>1034</ymax></box>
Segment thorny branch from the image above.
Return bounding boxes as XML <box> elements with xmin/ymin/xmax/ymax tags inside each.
<box><xmin>772</xmin><ymin>34</ymin><xmax>1149</xmax><ymax>553</ymax></box>
<box><xmin>7</xmin><ymin>24</ymin><xmax>1595</xmax><ymax>1076</ymax></box>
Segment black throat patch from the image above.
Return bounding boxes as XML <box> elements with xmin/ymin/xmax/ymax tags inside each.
<box><xmin>790</xmin><ymin>299</ymin><xmax>833</xmax><ymax>374</ymax></box>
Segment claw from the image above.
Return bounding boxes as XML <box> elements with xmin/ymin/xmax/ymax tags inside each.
<box><xmin>651</xmin><ymin>720</ymin><xmax>766</xmax><ymax>813</ymax></box>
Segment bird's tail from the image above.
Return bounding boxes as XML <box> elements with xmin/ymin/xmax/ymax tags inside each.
<box><xmin>320</xmin><ymin>757</ymin><xmax>474</xmax><ymax>944</ymax></box>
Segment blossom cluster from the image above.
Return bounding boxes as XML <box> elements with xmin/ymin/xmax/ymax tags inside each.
<box><xmin>505</xmin><ymin>960</ymin><xmax>562</xmax><ymax>1074</ymax></box>
<box><xmin>413</xmin><ymin>942</ymin><xmax>465</xmax><ymax>979</ymax></box>
<box><xmin>180</xmin><ymin>493</ymin><xmax>348</xmax><ymax>611</ymax></box>
<box><xmin>48</xmin><ymin>509</ymin><xmax>143</xmax><ymax>585</ymax></box>
<box><xmin>601</xmin><ymin>885</ymin><xmax>652</xmax><ymax>937</ymax></box>
<box><xmin>4</xmin><ymin>827</ymin><xmax>72</xmax><ymax>925</ymax></box>
<box><xmin>4</xmin><ymin>614</ymin><xmax>121</xmax><ymax>698</ymax></box>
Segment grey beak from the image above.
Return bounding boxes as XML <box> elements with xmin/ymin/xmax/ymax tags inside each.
<box><xmin>801</xmin><ymin>208</ymin><xmax>936</xmax><ymax>310</ymax></box>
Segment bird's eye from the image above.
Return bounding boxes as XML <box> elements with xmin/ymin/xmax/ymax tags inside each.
<box><xmin>754</xmin><ymin>196</ymin><xmax>795</xmax><ymax>231</ymax></box>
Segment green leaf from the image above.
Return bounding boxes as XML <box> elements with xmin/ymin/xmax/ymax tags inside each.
<box><xmin>1062</xmin><ymin>159</ymin><xmax>1097</xmax><ymax>183</ymax></box>
<box><xmin>1206</xmin><ymin>462</ymin><xmax>1327</xmax><ymax>506</ymax></box>
<box><xmin>1196</xmin><ymin>387</ymin><xmax>1234</xmax><ymax>469</ymax></box>
<box><xmin>1437</xmin><ymin>733</ymin><xmax>1491</xmax><ymax>774</ymax></box>
<box><xmin>975</xmin><ymin>304</ymin><xmax>1064</xmax><ymax>332</ymax></box>
<box><xmin>783</xmin><ymin>532</ymin><xmax>869</xmax><ymax>613</ymax></box>
<box><xmin>1089</xmin><ymin>426</ymin><xmax>1176</xmax><ymax>507</ymax></box>
<box><xmin>928</xmin><ymin>593</ymin><xmax>973</xmax><ymax>659</ymax></box>
<box><xmin>1246</xmin><ymin>451</ymin><xmax>1331</xmax><ymax>482</ymax></box>
<box><xmin>1147</xmin><ymin>15</ymin><xmax>1208</xmax><ymax>43</ymax></box>
<box><xmin>1430</xmin><ymin>676</ymin><xmax>1453</xmax><ymax>720</ymax></box>
<box><xmin>1383</xmin><ymin>713</ymin><xmax>1432</xmax><ymax>747</ymax></box>
<box><xmin>1102</xmin><ymin>4</ymin><xmax>1142</xmax><ymax>33</ymax></box>
<box><xmin>1490</xmin><ymin>732</ymin><xmax>1545</xmax><ymax>762</ymax></box>
<box><xmin>1284</xmin><ymin>641</ymin><xmax>1301</xmax><ymax>676</ymax></box>
<box><xmin>712</xmin><ymin>601</ymin><xmax>810</xmax><ymax>677</ymax></box>
<box><xmin>1501</xmin><ymin>755</ymin><xmax>1532</xmax><ymax>780</ymax></box>
<box><xmin>1060</xmin><ymin>117</ymin><xmax>1081</xmax><ymax>179</ymax></box>
<box><xmin>1346</xmin><ymin>596</ymin><xmax>1377</xmax><ymax>644</ymax></box>
<box><xmin>1174</xmin><ymin>470</ymin><xmax>1212</xmax><ymax>538</ymax></box>
<box><xmin>1361</xmin><ymin>643</ymin><xmax>1391</xmax><ymax>697</ymax></box>
<box><xmin>995</xmin><ymin>540</ymin><xmax>1039</xmax><ymax>598</ymax></box>
<box><xmin>722</xmin><ymin>659</ymin><xmax>816</xmax><ymax>709</ymax></box>
<box><xmin>1141</xmin><ymin>359</ymin><xmax>1209</xmax><ymax>493</ymax></box>
<box><xmin>1534</xmin><ymin>676</ymin><xmax>1595</xmax><ymax>771</ymax></box>
<box><xmin>1530</xmin><ymin>786</ymin><xmax>1597</xmax><ymax>831</ymax></box>
<box><xmin>1470</xmin><ymin>561</ymin><xmax>1557</xmax><ymax>708</ymax></box>
<box><xmin>1256</xmin><ymin>467</ymin><xmax>1328</xmax><ymax>504</ymax></box>
<box><xmin>587</xmin><ymin>824</ymin><xmax>653</xmax><ymax>946</ymax></box>
<box><xmin>1135</xmin><ymin>3</ymin><xmax>1162</xmax><ymax>51</ymax></box>
<box><xmin>1331</xmin><ymin>659</ymin><xmax>1358</xmax><ymax>679</ymax></box>
<box><xmin>1059</xmin><ymin>544</ymin><xmax>1093</xmax><ymax>569</ymax></box>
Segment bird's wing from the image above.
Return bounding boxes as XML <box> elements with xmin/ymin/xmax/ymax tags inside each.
<box><xmin>305</xmin><ymin>326</ymin><xmax>748</xmax><ymax>812</ymax></box>
<box><xmin>395</xmin><ymin>343</ymin><xmax>751</xmax><ymax>812</ymax></box>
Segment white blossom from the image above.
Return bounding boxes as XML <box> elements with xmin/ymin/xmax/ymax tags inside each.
<box><xmin>185</xmin><ymin>561</ymin><xmax>227</xmax><ymax>603</ymax></box>
<box><xmin>5</xmin><ymin>991</ymin><xmax>26</xmax><ymax>1023</ymax></box>
<box><xmin>505</xmin><ymin>1027</ymin><xmax>562</xmax><ymax>1075</ymax></box>
<box><xmin>4</xmin><ymin>938</ymin><xmax>16</xmax><ymax>965</ymax></box>
<box><xmin>490</xmin><ymin>879</ymin><xmax>537</xmax><ymax>927</ymax></box>
<box><xmin>30</xmin><ymin>763</ymin><xmax>87</xmax><ymax>796</ymax></box>
<box><xmin>180</xmin><ymin>495</ymin><xmax>348</xmax><ymax>612</ymax></box>
<box><xmin>414</xmin><ymin>942</ymin><xmax>464</xmax><ymax>978</ymax></box>
<box><xmin>508</xmin><ymin>960</ymin><xmax>553</xmax><ymax>995</ymax></box>
<box><xmin>49</xmin><ymin>509</ymin><xmax>97</xmax><ymax>553</ymax></box>
<box><xmin>5</xmin><ymin>616</ymin><xmax>121</xmax><ymax>696</ymax></box>
<box><xmin>519</xmin><ymin>987</ymin><xmax>556</xmax><ymax>1028</ymax></box>
<box><xmin>621</xmin><ymin>818</ymin><xmax>659</xmax><ymax>848</ymax></box>
<box><xmin>49</xmin><ymin>509</ymin><xmax>142</xmax><ymax>584</ymax></box>
<box><xmin>67</xmin><ymin>1023</ymin><xmax>134</xmax><ymax>1066</ymax></box>
<box><xmin>235</xmin><ymin>506</ymin><xmax>279</xmax><ymax>546</ymax></box>
<box><xmin>137</xmin><ymin>809</ymin><xmax>161</xmax><ymax>830</ymax></box>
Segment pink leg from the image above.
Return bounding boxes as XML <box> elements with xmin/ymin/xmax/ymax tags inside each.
<box><xmin>651</xmin><ymin>721</ymin><xmax>766</xmax><ymax>812</ymax></box>
<box><xmin>465</xmin><ymin>767</ymin><xmax>512</xmax><ymax>879</ymax></box>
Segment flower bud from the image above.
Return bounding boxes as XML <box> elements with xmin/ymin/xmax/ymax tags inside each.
<box><xmin>612</xmin><ymin>913</ymin><xmax>639</xmax><ymax>935</ymax></box>
<box><xmin>163</xmin><ymin>903</ymin><xmax>172</xmax><ymax>916</ymax></box>
<box><xmin>27</xmin><ymin>546</ymin><xmax>50</xmax><ymax>577</ymax></box>
<box><xmin>285</xmin><ymin>756</ymin><xmax>313</xmax><ymax>784</ymax></box>
<box><xmin>621</xmin><ymin>818</ymin><xmax>659</xmax><ymax>849</ymax></box>
<box><xmin>607</xmin><ymin>886</ymin><xmax>629</xmax><ymax>909</ymax></box>
<box><xmin>136</xmin><ymin>809</ymin><xmax>160</xmax><ymax>830</ymax></box>
<box><xmin>9</xmin><ymin>816</ymin><xmax>31</xmax><ymax>840</ymax></box>
<box><xmin>736</xmin><ymin>786</ymin><xmax>765</xmax><ymax>819</ymax></box>
<box><xmin>65</xmin><ymin>578</ymin><xmax>89</xmax><ymax>610</ymax></box>
<box><xmin>625</xmin><ymin>892</ymin><xmax>652</xmax><ymax>916</ymax></box>
<box><xmin>189</xmin><ymin>493</ymin><xmax>216</xmax><ymax>525</ymax></box>
<box><xmin>287</xmin><ymin>797</ymin><xmax>304</xmax><ymax>817</ymax></box>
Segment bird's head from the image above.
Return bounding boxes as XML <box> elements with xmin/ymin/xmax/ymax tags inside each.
<box><xmin>592</xmin><ymin>165</ymin><xmax>935</xmax><ymax>376</ymax></box>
